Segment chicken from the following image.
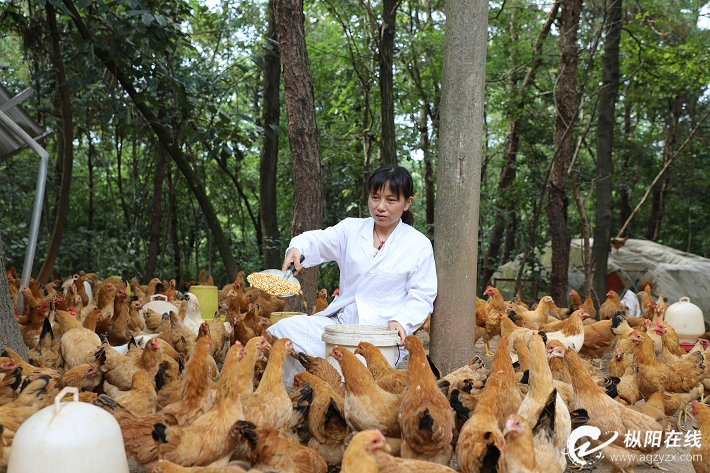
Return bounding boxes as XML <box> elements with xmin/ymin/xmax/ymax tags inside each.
<box><xmin>437</xmin><ymin>355</ymin><xmax>486</xmax><ymax>400</ymax></box>
<box><xmin>398</xmin><ymin>335</ymin><xmax>454</xmax><ymax>465</ymax></box>
<box><xmin>0</xmin><ymin>375</ymin><xmax>51</xmax><ymax>444</ymax></box>
<box><xmin>611</xmin><ymin>364</ymin><xmax>641</xmax><ymax>406</ymax></box>
<box><xmin>654</xmin><ymin>321</ymin><xmax>683</xmax><ymax>364</ymax></box>
<box><xmin>479</xmin><ymin>286</ymin><xmax>507</xmax><ymax>357</ymax></box>
<box><xmin>629</xmin><ymin>330</ymin><xmax>706</xmax><ymax>400</ymax></box>
<box><xmin>27</xmin><ymin>316</ymin><xmax>62</xmax><ymax>371</ymax></box>
<box><xmin>501</xmin><ymin>413</ymin><xmax>563</xmax><ymax>473</ymax></box>
<box><xmin>0</xmin><ymin>366</ymin><xmax>22</xmax><ymax>406</ymax></box>
<box><xmin>102</xmin><ymin>337</ymin><xmax>164</xmax><ymax>391</ymax></box>
<box><xmin>599</xmin><ymin>290</ymin><xmax>627</xmax><ymax>320</ymax></box>
<box><xmin>154</xmin><ymin>342</ymin><xmax>246</xmax><ymax>467</ymax></box>
<box><xmin>237</xmin><ymin>336</ymin><xmax>270</xmax><ymax>395</ymax></box>
<box><xmin>609</xmin><ymin>337</ymin><xmax>638</xmax><ymax>379</ymax></box>
<box><xmin>690</xmin><ymin>400</ymin><xmax>710</xmax><ymax>473</ymax></box>
<box><xmin>255</xmin><ymin>291</ymin><xmax>285</xmax><ymax>318</ymax></box>
<box><xmin>108</xmin><ymin>288</ymin><xmax>134</xmax><ymax>346</ymax></box>
<box><xmin>354</xmin><ymin>341</ymin><xmax>407</xmax><ymax>394</ymax></box>
<box><xmin>329</xmin><ymin>345</ymin><xmax>402</xmax><ymax>437</ymax></box>
<box><xmin>93</xmin><ymin>338</ymin><xmax>215</xmax><ymax>468</ymax></box>
<box><xmin>55</xmin><ymin>309</ymin><xmax>103</xmax><ymax>370</ymax></box>
<box><xmin>578</xmin><ymin>318</ymin><xmax>614</xmax><ymax>369</ymax></box>
<box><xmin>232</xmin><ymin>420</ymin><xmax>327</xmax><ymax>473</ymax></box>
<box><xmin>142</xmin><ymin>277</ymin><xmax>164</xmax><ymax>303</ymax></box>
<box><xmin>114</xmin><ymin>370</ymin><xmax>159</xmax><ymax>416</ymax></box>
<box><xmin>569</xmin><ymin>289</ymin><xmax>596</xmax><ymax>319</ymax></box>
<box><xmin>292</xmin><ymin>372</ymin><xmax>349</xmax><ymax>466</ymax></box>
<box><xmin>543</xmin><ymin>309</ymin><xmax>585</xmax><ymax>352</ymax></box>
<box><xmin>517</xmin><ymin>336</ymin><xmax>570</xmax><ymax>464</ymax></box>
<box><xmin>455</xmin><ymin>369</ymin><xmax>506</xmax><ymax>473</ymax></box>
<box><xmin>19</xmin><ymin>301</ymin><xmax>50</xmax><ymax>349</ymax></box>
<box><xmin>150</xmin><ymin>460</ymin><xmax>257</xmax><ymax>473</ymax></box>
<box><xmin>519</xmin><ymin>296</ymin><xmax>555</xmax><ymax>325</ymax></box>
<box><xmin>228</xmin><ymin>311</ymin><xmax>256</xmax><ymax>347</ymax></box>
<box><xmin>343</xmin><ymin>429</ymin><xmax>455</xmax><ymax>473</ymax></box>
<box><xmin>311</xmin><ymin>288</ymin><xmax>329</xmax><ymax>315</ymax></box>
<box><xmin>83</xmin><ymin>282</ymin><xmax>118</xmax><ymax>320</ymax></box>
<box><xmin>294</xmin><ymin>352</ymin><xmax>345</xmax><ymax>398</ymax></box>
<box><xmin>241</xmin><ymin>338</ymin><xmax>295</xmax><ymax>430</ymax></box>
<box><xmin>208</xmin><ymin>312</ymin><xmax>229</xmax><ymax>365</ymax></box>
<box><xmin>563</xmin><ymin>348</ymin><xmax>666</xmax><ymax>472</ymax></box>
<box><xmin>47</xmin><ymin>363</ymin><xmax>102</xmax><ymax>395</ymax></box>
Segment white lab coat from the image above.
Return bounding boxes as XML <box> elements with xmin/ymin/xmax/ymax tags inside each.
<box><xmin>266</xmin><ymin>217</ymin><xmax>437</xmax><ymax>384</ymax></box>
<box><xmin>287</xmin><ymin>217</ymin><xmax>437</xmax><ymax>333</ymax></box>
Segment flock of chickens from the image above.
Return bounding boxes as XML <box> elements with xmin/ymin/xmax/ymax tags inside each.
<box><xmin>2</xmin><ymin>267</ymin><xmax>710</xmax><ymax>473</ymax></box>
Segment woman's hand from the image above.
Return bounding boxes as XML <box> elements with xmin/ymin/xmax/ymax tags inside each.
<box><xmin>388</xmin><ymin>320</ymin><xmax>406</xmax><ymax>347</ymax></box>
<box><xmin>282</xmin><ymin>248</ymin><xmax>303</xmax><ymax>275</ymax></box>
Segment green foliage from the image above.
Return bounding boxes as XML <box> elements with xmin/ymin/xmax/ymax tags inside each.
<box><xmin>1</xmin><ymin>0</ymin><xmax>709</xmax><ymax>297</ymax></box>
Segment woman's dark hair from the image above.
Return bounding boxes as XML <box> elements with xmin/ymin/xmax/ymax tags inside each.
<box><xmin>368</xmin><ymin>165</ymin><xmax>414</xmax><ymax>225</ymax></box>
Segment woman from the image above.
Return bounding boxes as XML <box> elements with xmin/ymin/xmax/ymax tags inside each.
<box><xmin>267</xmin><ymin>165</ymin><xmax>437</xmax><ymax>383</ymax></box>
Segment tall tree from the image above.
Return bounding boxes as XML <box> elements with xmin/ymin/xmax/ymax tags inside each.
<box><xmin>37</xmin><ymin>2</ymin><xmax>74</xmax><ymax>284</ymax></box>
<box><xmin>430</xmin><ymin>0</ymin><xmax>487</xmax><ymax>375</ymax></box>
<box><xmin>592</xmin><ymin>0</ymin><xmax>623</xmax><ymax>305</ymax></box>
<box><xmin>146</xmin><ymin>145</ymin><xmax>166</xmax><ymax>280</ymax></box>
<box><xmin>260</xmin><ymin>0</ymin><xmax>282</xmax><ymax>270</ymax></box>
<box><xmin>275</xmin><ymin>0</ymin><xmax>323</xmax><ymax>309</ymax></box>
<box><xmin>61</xmin><ymin>0</ymin><xmax>240</xmax><ymax>281</ymax></box>
<box><xmin>479</xmin><ymin>1</ymin><xmax>560</xmax><ymax>294</ymax></box>
<box><xmin>646</xmin><ymin>95</ymin><xmax>683</xmax><ymax>241</ymax></box>
<box><xmin>378</xmin><ymin>0</ymin><xmax>398</xmax><ymax>165</ymax></box>
<box><xmin>546</xmin><ymin>0</ymin><xmax>582</xmax><ymax>306</ymax></box>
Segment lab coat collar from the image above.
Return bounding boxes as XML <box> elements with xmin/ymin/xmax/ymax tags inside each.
<box><xmin>360</xmin><ymin>217</ymin><xmax>403</xmax><ymax>271</ymax></box>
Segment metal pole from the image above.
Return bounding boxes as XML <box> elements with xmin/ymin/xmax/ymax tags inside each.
<box><xmin>0</xmin><ymin>108</ymin><xmax>49</xmax><ymax>315</ymax></box>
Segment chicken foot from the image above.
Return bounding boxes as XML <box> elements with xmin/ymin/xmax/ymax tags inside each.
<box><xmin>483</xmin><ymin>341</ymin><xmax>494</xmax><ymax>358</ymax></box>
<box><xmin>645</xmin><ymin>460</ymin><xmax>668</xmax><ymax>471</ymax></box>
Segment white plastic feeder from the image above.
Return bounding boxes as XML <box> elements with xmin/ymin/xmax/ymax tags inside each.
<box><xmin>664</xmin><ymin>297</ymin><xmax>706</xmax><ymax>344</ymax></box>
<box><xmin>8</xmin><ymin>387</ymin><xmax>129</xmax><ymax>473</ymax></box>
<box><xmin>322</xmin><ymin>324</ymin><xmax>401</xmax><ymax>376</ymax></box>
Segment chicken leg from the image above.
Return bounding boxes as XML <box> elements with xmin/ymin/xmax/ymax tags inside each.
<box><xmin>483</xmin><ymin>341</ymin><xmax>494</xmax><ymax>358</ymax></box>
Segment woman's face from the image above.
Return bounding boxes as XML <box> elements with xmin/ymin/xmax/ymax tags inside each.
<box><xmin>368</xmin><ymin>184</ymin><xmax>412</xmax><ymax>228</ymax></box>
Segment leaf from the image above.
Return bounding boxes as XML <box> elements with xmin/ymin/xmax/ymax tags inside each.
<box><xmin>77</xmin><ymin>0</ymin><xmax>93</xmax><ymax>8</ymax></box>
<box><xmin>155</xmin><ymin>15</ymin><xmax>167</xmax><ymax>27</ymax></box>
<box><xmin>269</xmin><ymin>124</ymin><xmax>284</xmax><ymax>138</ymax></box>
<box><xmin>208</xmin><ymin>147</ymin><xmax>219</xmax><ymax>161</ymax></box>
<box><xmin>235</xmin><ymin>113</ymin><xmax>253</xmax><ymax>123</ymax></box>
<box><xmin>251</xmin><ymin>54</ymin><xmax>264</xmax><ymax>69</ymax></box>
<box><xmin>48</xmin><ymin>1</ymin><xmax>73</xmax><ymax>17</ymax></box>
<box><xmin>142</xmin><ymin>12</ymin><xmax>154</xmax><ymax>26</ymax></box>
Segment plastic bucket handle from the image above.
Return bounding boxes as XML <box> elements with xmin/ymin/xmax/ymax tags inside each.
<box><xmin>151</xmin><ymin>294</ymin><xmax>168</xmax><ymax>302</ymax></box>
<box><xmin>55</xmin><ymin>386</ymin><xmax>79</xmax><ymax>412</ymax></box>
<box><xmin>679</xmin><ymin>297</ymin><xmax>690</xmax><ymax>303</ymax></box>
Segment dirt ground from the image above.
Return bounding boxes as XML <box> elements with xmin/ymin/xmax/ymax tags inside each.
<box><xmin>130</xmin><ymin>331</ymin><xmax>702</xmax><ymax>473</ymax></box>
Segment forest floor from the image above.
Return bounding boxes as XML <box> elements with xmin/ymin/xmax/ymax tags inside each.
<box><xmin>129</xmin><ymin>331</ymin><xmax>701</xmax><ymax>473</ymax></box>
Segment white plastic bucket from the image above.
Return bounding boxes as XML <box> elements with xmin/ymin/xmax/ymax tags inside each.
<box><xmin>664</xmin><ymin>297</ymin><xmax>706</xmax><ymax>342</ymax></box>
<box><xmin>322</xmin><ymin>324</ymin><xmax>401</xmax><ymax>376</ymax></box>
<box><xmin>8</xmin><ymin>387</ymin><xmax>129</xmax><ymax>473</ymax></box>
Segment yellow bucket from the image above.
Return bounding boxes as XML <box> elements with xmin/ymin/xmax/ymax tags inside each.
<box><xmin>189</xmin><ymin>285</ymin><xmax>219</xmax><ymax>321</ymax></box>
<box><xmin>270</xmin><ymin>312</ymin><xmax>305</xmax><ymax>325</ymax></box>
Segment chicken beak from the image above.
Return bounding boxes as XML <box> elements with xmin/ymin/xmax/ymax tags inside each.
<box><xmin>382</xmin><ymin>444</ymin><xmax>392</xmax><ymax>453</ymax></box>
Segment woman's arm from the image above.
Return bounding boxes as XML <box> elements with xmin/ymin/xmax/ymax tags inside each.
<box><xmin>389</xmin><ymin>244</ymin><xmax>437</xmax><ymax>336</ymax></box>
<box><xmin>285</xmin><ymin>218</ymin><xmax>352</xmax><ymax>270</ymax></box>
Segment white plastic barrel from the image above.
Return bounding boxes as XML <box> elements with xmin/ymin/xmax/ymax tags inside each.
<box><xmin>322</xmin><ymin>324</ymin><xmax>401</xmax><ymax>376</ymax></box>
<box><xmin>8</xmin><ymin>387</ymin><xmax>129</xmax><ymax>473</ymax></box>
<box><xmin>664</xmin><ymin>297</ymin><xmax>706</xmax><ymax>343</ymax></box>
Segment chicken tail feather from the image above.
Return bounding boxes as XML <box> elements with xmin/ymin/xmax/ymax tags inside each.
<box><xmin>519</xmin><ymin>370</ymin><xmax>529</xmax><ymax>385</ymax></box>
<box><xmin>325</xmin><ymin>398</ymin><xmax>347</xmax><ymax>427</ymax></box>
<box><xmin>532</xmin><ymin>388</ymin><xmax>557</xmax><ymax>436</ymax></box>
<box><xmin>570</xmin><ymin>408</ymin><xmax>590</xmax><ymax>430</ymax></box>
<box><xmin>449</xmin><ymin>389</ymin><xmax>470</xmax><ymax>421</ymax></box>
<box><xmin>480</xmin><ymin>443</ymin><xmax>501</xmax><ymax>473</ymax></box>
<box><xmin>418</xmin><ymin>408</ymin><xmax>434</xmax><ymax>433</ymax></box>
<box><xmin>152</xmin><ymin>423</ymin><xmax>168</xmax><ymax>443</ymax></box>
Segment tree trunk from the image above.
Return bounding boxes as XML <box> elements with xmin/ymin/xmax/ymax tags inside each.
<box><xmin>146</xmin><ymin>144</ymin><xmax>166</xmax><ymax>280</ymax></box>
<box><xmin>592</xmin><ymin>0</ymin><xmax>623</xmax><ymax>307</ymax></box>
<box><xmin>378</xmin><ymin>0</ymin><xmax>398</xmax><ymax>165</ymax></box>
<box><xmin>61</xmin><ymin>0</ymin><xmax>240</xmax><ymax>282</ymax></box>
<box><xmin>646</xmin><ymin>95</ymin><xmax>682</xmax><ymax>241</ymax></box>
<box><xmin>0</xmin><ymin>233</ymin><xmax>28</xmax><ymax>360</ymax></box>
<box><xmin>546</xmin><ymin>0</ymin><xmax>582</xmax><ymax>307</ymax></box>
<box><xmin>430</xmin><ymin>0</ymin><xmax>487</xmax><ymax>375</ymax></box>
<box><xmin>479</xmin><ymin>1</ymin><xmax>559</xmax><ymax>294</ymax></box>
<box><xmin>275</xmin><ymin>0</ymin><xmax>323</xmax><ymax>310</ymax></box>
<box><xmin>420</xmin><ymin>106</ymin><xmax>435</xmax><ymax>237</ymax></box>
<box><xmin>37</xmin><ymin>2</ymin><xmax>74</xmax><ymax>284</ymax></box>
<box><xmin>618</xmin><ymin>99</ymin><xmax>633</xmax><ymax>231</ymax></box>
<box><xmin>260</xmin><ymin>0</ymin><xmax>282</xmax><ymax>271</ymax></box>
<box><xmin>167</xmin><ymin>168</ymin><xmax>182</xmax><ymax>288</ymax></box>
